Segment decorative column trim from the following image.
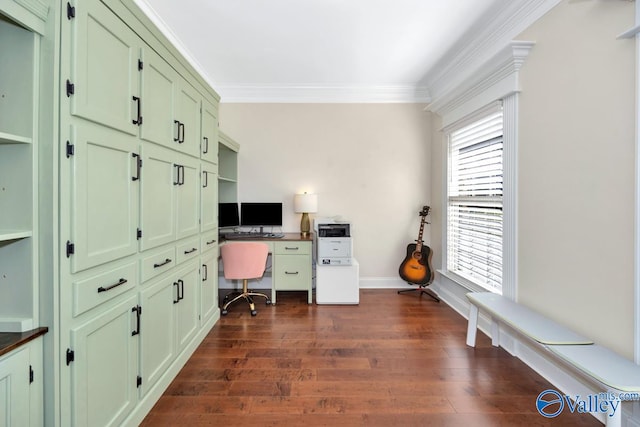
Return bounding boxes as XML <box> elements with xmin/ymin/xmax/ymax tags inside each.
<box><xmin>502</xmin><ymin>94</ymin><xmax>518</xmax><ymax>301</ymax></box>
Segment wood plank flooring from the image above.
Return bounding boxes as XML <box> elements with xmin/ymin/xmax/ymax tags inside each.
<box><xmin>140</xmin><ymin>289</ymin><xmax>600</xmax><ymax>426</ymax></box>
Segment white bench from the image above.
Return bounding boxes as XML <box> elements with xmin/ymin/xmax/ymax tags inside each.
<box><xmin>465</xmin><ymin>292</ymin><xmax>640</xmax><ymax>427</ymax></box>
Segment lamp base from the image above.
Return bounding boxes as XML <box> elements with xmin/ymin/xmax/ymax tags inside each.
<box><xmin>300</xmin><ymin>212</ymin><xmax>310</xmax><ymax>236</ymax></box>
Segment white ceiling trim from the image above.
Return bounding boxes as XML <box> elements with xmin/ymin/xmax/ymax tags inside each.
<box><xmin>217</xmin><ymin>85</ymin><xmax>431</xmax><ymax>104</ymax></box>
<box><xmin>425</xmin><ymin>0</ymin><xmax>562</xmax><ymax>107</ymax></box>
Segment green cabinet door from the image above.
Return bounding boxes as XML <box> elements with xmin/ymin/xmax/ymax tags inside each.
<box><xmin>69</xmin><ymin>295</ymin><xmax>139</xmax><ymax>427</ymax></box>
<box><xmin>175</xmin><ymin>153</ymin><xmax>200</xmax><ymax>240</ymax></box>
<box><xmin>139</xmin><ymin>47</ymin><xmax>175</xmax><ymax>148</ymax></box>
<box><xmin>200</xmin><ymin>248</ymin><xmax>219</xmax><ymax>325</ymax></box>
<box><xmin>0</xmin><ymin>347</ymin><xmax>30</xmax><ymax>427</ymax></box>
<box><xmin>201</xmin><ymin>100</ymin><xmax>219</xmax><ymax>164</ymax></box>
<box><xmin>139</xmin><ymin>276</ymin><xmax>175</xmax><ymax>396</ymax></box>
<box><xmin>140</xmin><ymin>143</ymin><xmax>176</xmax><ymax>251</ymax></box>
<box><xmin>69</xmin><ymin>122</ymin><xmax>139</xmax><ymax>273</ymax></box>
<box><xmin>200</xmin><ymin>163</ymin><xmax>218</xmax><ymax>232</ymax></box>
<box><xmin>175</xmin><ymin>263</ymin><xmax>199</xmax><ymax>352</ymax></box>
<box><xmin>69</xmin><ymin>0</ymin><xmax>140</xmax><ymax>135</ymax></box>
<box><xmin>175</xmin><ymin>80</ymin><xmax>201</xmax><ymax>157</ymax></box>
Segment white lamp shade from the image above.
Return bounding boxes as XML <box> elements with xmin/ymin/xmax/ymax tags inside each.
<box><xmin>294</xmin><ymin>193</ymin><xmax>318</xmax><ymax>213</ymax></box>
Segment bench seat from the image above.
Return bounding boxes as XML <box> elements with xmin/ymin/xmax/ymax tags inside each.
<box><xmin>546</xmin><ymin>344</ymin><xmax>640</xmax><ymax>393</ymax></box>
<box><xmin>466</xmin><ymin>292</ymin><xmax>593</xmax><ymax>347</ymax></box>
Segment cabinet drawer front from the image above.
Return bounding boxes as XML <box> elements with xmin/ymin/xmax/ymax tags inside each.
<box><xmin>274</xmin><ymin>256</ymin><xmax>311</xmax><ymax>290</ymax></box>
<box><xmin>73</xmin><ymin>262</ymin><xmax>138</xmax><ymax>317</ymax></box>
<box><xmin>274</xmin><ymin>241</ymin><xmax>311</xmax><ymax>255</ymax></box>
<box><xmin>176</xmin><ymin>237</ymin><xmax>200</xmax><ymax>265</ymax></box>
<box><xmin>200</xmin><ymin>230</ymin><xmax>218</xmax><ymax>253</ymax></box>
<box><xmin>140</xmin><ymin>247</ymin><xmax>176</xmax><ymax>283</ymax></box>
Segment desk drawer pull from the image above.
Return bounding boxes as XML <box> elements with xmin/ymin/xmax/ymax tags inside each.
<box><xmin>285</xmin><ymin>271</ymin><xmax>299</xmax><ymax>275</ymax></box>
<box><xmin>153</xmin><ymin>258</ymin><xmax>172</xmax><ymax>268</ymax></box>
<box><xmin>285</xmin><ymin>246</ymin><xmax>299</xmax><ymax>251</ymax></box>
<box><xmin>206</xmin><ymin>239</ymin><xmax>216</xmax><ymax>245</ymax></box>
<box><xmin>97</xmin><ymin>278</ymin><xmax>127</xmax><ymax>293</ymax></box>
<box><xmin>184</xmin><ymin>247</ymin><xmax>197</xmax><ymax>255</ymax></box>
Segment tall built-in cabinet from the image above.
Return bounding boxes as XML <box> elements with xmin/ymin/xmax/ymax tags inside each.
<box><xmin>57</xmin><ymin>0</ymin><xmax>224</xmax><ymax>425</ymax></box>
<box><xmin>0</xmin><ymin>0</ymin><xmax>232</xmax><ymax>425</ymax></box>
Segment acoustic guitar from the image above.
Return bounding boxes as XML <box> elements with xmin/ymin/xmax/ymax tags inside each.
<box><xmin>398</xmin><ymin>206</ymin><xmax>434</xmax><ymax>285</ymax></box>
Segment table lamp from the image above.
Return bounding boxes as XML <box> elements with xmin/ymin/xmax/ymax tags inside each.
<box><xmin>294</xmin><ymin>193</ymin><xmax>318</xmax><ymax>237</ymax></box>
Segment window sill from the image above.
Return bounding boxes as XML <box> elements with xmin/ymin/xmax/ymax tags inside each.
<box><xmin>437</xmin><ymin>269</ymin><xmax>493</xmax><ymax>294</ymax></box>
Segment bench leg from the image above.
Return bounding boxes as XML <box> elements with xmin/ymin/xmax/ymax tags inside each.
<box><xmin>605</xmin><ymin>399</ymin><xmax>622</xmax><ymax>427</ymax></box>
<box><xmin>491</xmin><ymin>317</ymin><xmax>500</xmax><ymax>347</ymax></box>
<box><xmin>466</xmin><ymin>303</ymin><xmax>479</xmax><ymax>347</ymax></box>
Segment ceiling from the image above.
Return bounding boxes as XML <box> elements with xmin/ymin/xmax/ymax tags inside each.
<box><xmin>134</xmin><ymin>0</ymin><xmax>505</xmax><ymax>103</ymax></box>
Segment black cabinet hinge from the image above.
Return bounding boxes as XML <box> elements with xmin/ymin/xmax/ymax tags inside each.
<box><xmin>66</xmin><ymin>80</ymin><xmax>75</xmax><ymax>97</ymax></box>
<box><xmin>138</xmin><ymin>59</ymin><xmax>143</xmax><ymax>71</ymax></box>
<box><xmin>137</xmin><ymin>228</ymin><xmax>142</xmax><ymax>240</ymax></box>
<box><xmin>66</xmin><ymin>349</ymin><xmax>75</xmax><ymax>365</ymax></box>
<box><xmin>66</xmin><ymin>141</ymin><xmax>74</xmax><ymax>158</ymax></box>
<box><xmin>66</xmin><ymin>241</ymin><xmax>75</xmax><ymax>257</ymax></box>
<box><xmin>67</xmin><ymin>2</ymin><xmax>75</xmax><ymax>19</ymax></box>
<box><xmin>29</xmin><ymin>365</ymin><xmax>34</xmax><ymax>384</ymax></box>
<box><xmin>137</xmin><ymin>375</ymin><xmax>142</xmax><ymax>388</ymax></box>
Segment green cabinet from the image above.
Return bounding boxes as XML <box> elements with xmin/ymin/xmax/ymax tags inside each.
<box><xmin>69</xmin><ymin>0</ymin><xmax>141</xmax><ymax>135</ymax></box>
<box><xmin>201</xmin><ymin>100</ymin><xmax>219</xmax><ymax>164</ymax></box>
<box><xmin>175</xmin><ymin>153</ymin><xmax>201</xmax><ymax>240</ymax></box>
<box><xmin>200</xmin><ymin>247</ymin><xmax>219</xmax><ymax>325</ymax></box>
<box><xmin>201</xmin><ymin>162</ymin><xmax>218</xmax><ymax>232</ymax></box>
<box><xmin>273</xmin><ymin>241</ymin><xmax>313</xmax><ymax>304</ymax></box>
<box><xmin>0</xmin><ymin>346</ymin><xmax>30</xmax><ymax>426</ymax></box>
<box><xmin>175</xmin><ymin>80</ymin><xmax>201</xmax><ymax>158</ymax></box>
<box><xmin>68</xmin><ymin>295</ymin><xmax>139</xmax><ymax>427</ymax></box>
<box><xmin>139</xmin><ymin>46</ymin><xmax>176</xmax><ymax>148</ymax></box>
<box><xmin>69</xmin><ymin>122</ymin><xmax>139</xmax><ymax>273</ymax></box>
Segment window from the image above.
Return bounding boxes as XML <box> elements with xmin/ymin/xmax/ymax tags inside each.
<box><xmin>447</xmin><ymin>109</ymin><xmax>503</xmax><ymax>293</ymax></box>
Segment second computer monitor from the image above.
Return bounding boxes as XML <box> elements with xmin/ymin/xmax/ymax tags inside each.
<box><xmin>240</xmin><ymin>202</ymin><xmax>282</xmax><ymax>227</ymax></box>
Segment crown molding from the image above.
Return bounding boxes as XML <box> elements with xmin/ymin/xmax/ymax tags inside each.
<box><xmin>425</xmin><ymin>0</ymin><xmax>561</xmax><ymax>109</ymax></box>
<box><xmin>218</xmin><ymin>85</ymin><xmax>431</xmax><ymax>104</ymax></box>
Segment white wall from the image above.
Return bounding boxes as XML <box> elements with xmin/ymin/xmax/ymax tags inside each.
<box><xmin>219</xmin><ymin>103</ymin><xmax>432</xmax><ymax>284</ymax></box>
<box><xmin>516</xmin><ymin>0</ymin><xmax>635</xmax><ymax>358</ymax></box>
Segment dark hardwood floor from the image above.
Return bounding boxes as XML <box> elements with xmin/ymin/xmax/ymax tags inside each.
<box><xmin>140</xmin><ymin>289</ymin><xmax>600</xmax><ymax>426</ymax></box>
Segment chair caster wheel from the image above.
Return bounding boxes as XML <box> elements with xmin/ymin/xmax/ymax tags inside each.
<box><xmin>221</xmin><ymin>309</ymin><xmax>228</xmax><ymax>316</ymax></box>
<box><xmin>251</xmin><ymin>310</ymin><xmax>257</xmax><ymax>316</ymax></box>
<box><xmin>266</xmin><ymin>300</ymin><xmax>271</xmax><ymax>305</ymax></box>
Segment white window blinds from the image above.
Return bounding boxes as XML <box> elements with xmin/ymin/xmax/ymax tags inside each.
<box><xmin>447</xmin><ymin>110</ymin><xmax>503</xmax><ymax>293</ymax></box>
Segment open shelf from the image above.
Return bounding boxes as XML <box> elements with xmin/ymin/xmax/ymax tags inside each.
<box><xmin>0</xmin><ymin>132</ymin><xmax>32</xmax><ymax>144</ymax></box>
<box><xmin>0</xmin><ymin>230</ymin><xmax>32</xmax><ymax>242</ymax></box>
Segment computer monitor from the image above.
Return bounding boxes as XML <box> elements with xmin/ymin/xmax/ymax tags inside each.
<box><xmin>218</xmin><ymin>203</ymin><xmax>240</xmax><ymax>228</ymax></box>
<box><xmin>240</xmin><ymin>202</ymin><xmax>283</xmax><ymax>227</ymax></box>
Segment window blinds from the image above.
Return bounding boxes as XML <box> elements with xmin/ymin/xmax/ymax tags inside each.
<box><xmin>447</xmin><ymin>111</ymin><xmax>503</xmax><ymax>293</ymax></box>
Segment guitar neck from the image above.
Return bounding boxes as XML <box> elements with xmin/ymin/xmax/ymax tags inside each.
<box><xmin>415</xmin><ymin>217</ymin><xmax>426</xmax><ymax>250</ymax></box>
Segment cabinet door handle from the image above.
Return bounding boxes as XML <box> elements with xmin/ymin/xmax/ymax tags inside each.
<box><xmin>173</xmin><ymin>120</ymin><xmax>181</xmax><ymax>142</ymax></box>
<box><xmin>97</xmin><ymin>278</ymin><xmax>127</xmax><ymax>293</ymax></box>
<box><xmin>153</xmin><ymin>258</ymin><xmax>172</xmax><ymax>268</ymax></box>
<box><xmin>202</xmin><ymin>264</ymin><xmax>208</xmax><ymax>281</ymax></box>
<box><xmin>206</xmin><ymin>239</ymin><xmax>216</xmax><ymax>245</ymax></box>
<box><xmin>202</xmin><ymin>171</ymin><xmax>208</xmax><ymax>188</ymax></box>
<box><xmin>203</xmin><ymin>137</ymin><xmax>209</xmax><ymax>154</ymax></box>
<box><xmin>132</xmin><ymin>153</ymin><xmax>141</xmax><ymax>181</ymax></box>
<box><xmin>184</xmin><ymin>247</ymin><xmax>197</xmax><ymax>255</ymax></box>
<box><xmin>178</xmin><ymin>279</ymin><xmax>185</xmax><ymax>301</ymax></box>
<box><xmin>174</xmin><ymin>164</ymin><xmax>182</xmax><ymax>186</ymax></box>
<box><xmin>132</xmin><ymin>96</ymin><xmax>142</xmax><ymax>125</ymax></box>
<box><xmin>179</xmin><ymin>122</ymin><xmax>185</xmax><ymax>144</ymax></box>
<box><xmin>131</xmin><ymin>305</ymin><xmax>141</xmax><ymax>336</ymax></box>
<box><xmin>173</xmin><ymin>282</ymin><xmax>180</xmax><ymax>304</ymax></box>
<box><xmin>285</xmin><ymin>271</ymin><xmax>299</xmax><ymax>275</ymax></box>
<box><xmin>180</xmin><ymin>165</ymin><xmax>185</xmax><ymax>185</ymax></box>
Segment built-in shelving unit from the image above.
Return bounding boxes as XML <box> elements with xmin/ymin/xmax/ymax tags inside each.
<box><xmin>218</xmin><ymin>131</ymin><xmax>239</xmax><ymax>203</ymax></box>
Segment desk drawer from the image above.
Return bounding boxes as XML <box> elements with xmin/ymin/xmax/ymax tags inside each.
<box><xmin>274</xmin><ymin>255</ymin><xmax>311</xmax><ymax>290</ymax></box>
<box><xmin>200</xmin><ymin>230</ymin><xmax>218</xmax><ymax>253</ymax></box>
<box><xmin>274</xmin><ymin>241</ymin><xmax>311</xmax><ymax>255</ymax></box>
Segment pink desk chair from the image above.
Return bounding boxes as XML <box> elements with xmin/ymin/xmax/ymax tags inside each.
<box><xmin>220</xmin><ymin>242</ymin><xmax>271</xmax><ymax>316</ymax></box>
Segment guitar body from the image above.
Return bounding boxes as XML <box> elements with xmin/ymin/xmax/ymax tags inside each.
<box><xmin>399</xmin><ymin>243</ymin><xmax>434</xmax><ymax>285</ymax></box>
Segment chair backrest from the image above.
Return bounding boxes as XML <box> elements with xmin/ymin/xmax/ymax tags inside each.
<box><xmin>220</xmin><ymin>242</ymin><xmax>269</xmax><ymax>280</ymax></box>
